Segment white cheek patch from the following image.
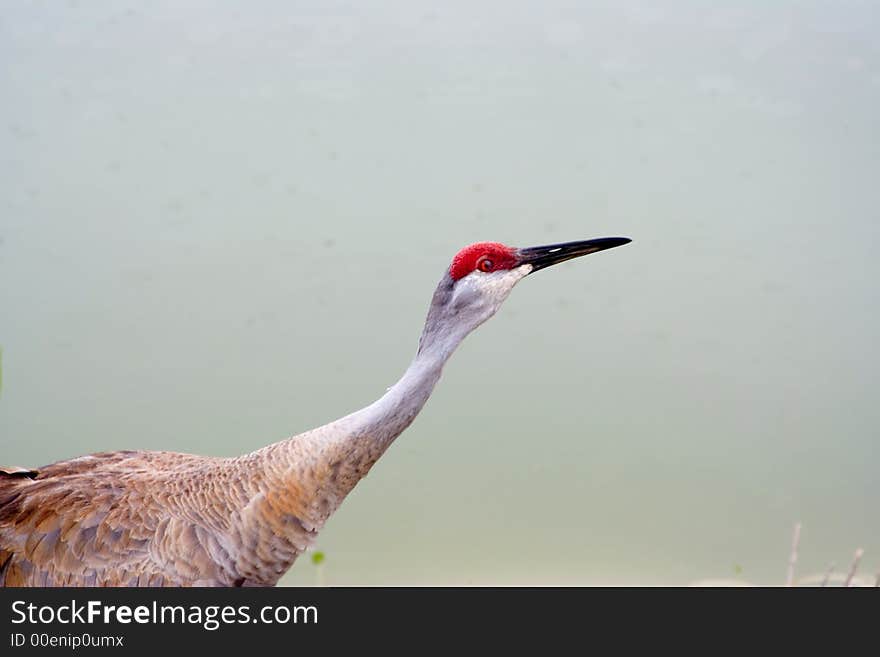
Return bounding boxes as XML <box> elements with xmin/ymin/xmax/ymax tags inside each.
<box><xmin>453</xmin><ymin>265</ymin><xmax>532</xmax><ymax>308</ymax></box>
<box><xmin>483</xmin><ymin>265</ymin><xmax>532</xmax><ymax>300</ymax></box>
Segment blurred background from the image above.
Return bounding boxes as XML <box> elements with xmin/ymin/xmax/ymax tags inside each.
<box><xmin>1</xmin><ymin>1</ymin><xmax>877</xmax><ymax>585</ymax></box>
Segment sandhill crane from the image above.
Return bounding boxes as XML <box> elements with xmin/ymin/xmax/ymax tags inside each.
<box><xmin>0</xmin><ymin>237</ymin><xmax>630</xmax><ymax>587</ymax></box>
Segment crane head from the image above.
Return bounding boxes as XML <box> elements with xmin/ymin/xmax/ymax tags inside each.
<box><xmin>418</xmin><ymin>237</ymin><xmax>631</xmax><ymax>356</ymax></box>
<box><xmin>449</xmin><ymin>237</ymin><xmax>631</xmax><ymax>281</ymax></box>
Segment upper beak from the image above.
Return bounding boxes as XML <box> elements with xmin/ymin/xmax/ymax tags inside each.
<box><xmin>516</xmin><ymin>237</ymin><xmax>631</xmax><ymax>273</ymax></box>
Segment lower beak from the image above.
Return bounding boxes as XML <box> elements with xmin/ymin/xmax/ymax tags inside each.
<box><xmin>516</xmin><ymin>237</ymin><xmax>631</xmax><ymax>273</ymax></box>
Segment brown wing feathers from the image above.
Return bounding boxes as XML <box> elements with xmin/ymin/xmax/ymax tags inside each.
<box><xmin>0</xmin><ymin>452</ymin><xmax>239</xmax><ymax>587</ymax></box>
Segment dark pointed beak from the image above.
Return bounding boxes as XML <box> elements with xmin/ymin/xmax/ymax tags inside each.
<box><xmin>516</xmin><ymin>237</ymin><xmax>631</xmax><ymax>273</ymax></box>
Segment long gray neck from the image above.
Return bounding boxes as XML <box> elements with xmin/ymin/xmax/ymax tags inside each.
<box><xmin>338</xmin><ymin>273</ymin><xmax>470</xmax><ymax>445</ymax></box>
<box><xmin>315</xmin><ymin>272</ymin><xmax>466</xmax><ymax>452</ymax></box>
<box><xmin>255</xmin><ymin>281</ymin><xmax>469</xmax><ymax>530</ymax></box>
<box><xmin>332</xmin><ymin>318</ymin><xmax>468</xmax><ymax>450</ymax></box>
<box><xmin>344</xmin><ymin>356</ymin><xmax>441</xmax><ymax>442</ymax></box>
<box><xmin>238</xmin><ymin>329</ymin><xmax>465</xmax><ymax>579</ymax></box>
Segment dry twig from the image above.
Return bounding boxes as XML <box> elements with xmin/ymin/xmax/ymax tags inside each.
<box><xmin>843</xmin><ymin>548</ymin><xmax>864</xmax><ymax>587</ymax></box>
<box><xmin>786</xmin><ymin>522</ymin><xmax>801</xmax><ymax>587</ymax></box>
<box><xmin>820</xmin><ymin>562</ymin><xmax>835</xmax><ymax>587</ymax></box>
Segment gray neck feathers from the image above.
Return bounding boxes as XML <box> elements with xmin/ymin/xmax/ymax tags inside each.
<box><xmin>262</xmin><ymin>273</ymin><xmax>468</xmax><ymax>509</ymax></box>
<box><xmin>346</xmin><ymin>273</ymin><xmax>463</xmax><ymax>443</ymax></box>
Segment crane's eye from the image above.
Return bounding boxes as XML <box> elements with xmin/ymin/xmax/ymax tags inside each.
<box><xmin>477</xmin><ymin>256</ymin><xmax>494</xmax><ymax>272</ymax></box>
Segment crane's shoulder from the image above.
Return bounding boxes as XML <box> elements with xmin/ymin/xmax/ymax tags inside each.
<box><xmin>0</xmin><ymin>450</ymin><xmax>241</xmax><ymax>587</ymax></box>
<box><xmin>0</xmin><ymin>449</ymin><xmax>234</xmax><ymax>530</ymax></box>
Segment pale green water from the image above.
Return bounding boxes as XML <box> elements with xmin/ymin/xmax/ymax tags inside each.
<box><xmin>1</xmin><ymin>1</ymin><xmax>878</xmax><ymax>586</ymax></box>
